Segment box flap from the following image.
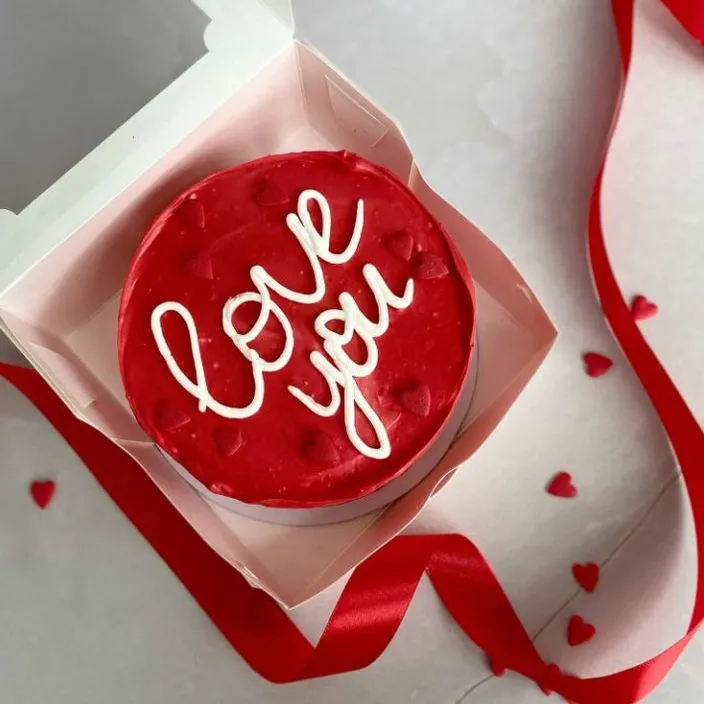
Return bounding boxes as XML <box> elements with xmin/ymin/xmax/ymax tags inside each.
<box><xmin>203</xmin><ymin>0</ymin><xmax>293</xmax><ymax>32</ymax></box>
<box><xmin>259</xmin><ymin>0</ymin><xmax>294</xmax><ymax>30</ymax></box>
<box><xmin>197</xmin><ymin>0</ymin><xmax>292</xmax><ymax>52</ymax></box>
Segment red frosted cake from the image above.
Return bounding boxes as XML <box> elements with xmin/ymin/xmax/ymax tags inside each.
<box><xmin>118</xmin><ymin>151</ymin><xmax>475</xmax><ymax>519</ymax></box>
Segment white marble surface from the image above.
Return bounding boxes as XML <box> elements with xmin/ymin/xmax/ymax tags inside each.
<box><xmin>0</xmin><ymin>0</ymin><xmax>702</xmax><ymax>702</ymax></box>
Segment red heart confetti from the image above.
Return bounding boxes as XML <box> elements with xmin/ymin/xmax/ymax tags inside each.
<box><xmin>255</xmin><ymin>181</ymin><xmax>289</xmax><ymax>207</ymax></box>
<box><xmin>582</xmin><ymin>352</ymin><xmax>613</xmax><ymax>378</ymax></box>
<box><xmin>631</xmin><ymin>294</ymin><xmax>659</xmax><ymax>321</ymax></box>
<box><xmin>154</xmin><ymin>402</ymin><xmax>191</xmax><ymax>432</ymax></box>
<box><xmin>30</xmin><ymin>479</ymin><xmax>56</xmax><ymax>509</ymax></box>
<box><xmin>572</xmin><ymin>562</ymin><xmax>600</xmax><ymax>593</ymax></box>
<box><xmin>213</xmin><ymin>428</ymin><xmax>244</xmax><ymax>458</ymax></box>
<box><xmin>416</xmin><ymin>252</ymin><xmax>449</xmax><ymax>280</ymax></box>
<box><xmin>304</xmin><ymin>431</ymin><xmax>340</xmax><ymax>464</ymax></box>
<box><xmin>384</xmin><ymin>231</ymin><xmax>414</xmax><ymax>262</ymax></box>
<box><xmin>546</xmin><ymin>472</ymin><xmax>578</xmax><ymax>499</ymax></box>
<box><xmin>209</xmin><ymin>481</ymin><xmax>236</xmax><ymax>497</ymax></box>
<box><xmin>399</xmin><ymin>383</ymin><xmax>432</xmax><ymax>417</ymax></box>
<box><xmin>175</xmin><ymin>194</ymin><xmax>205</xmax><ymax>230</ymax></box>
<box><xmin>567</xmin><ymin>615</ymin><xmax>596</xmax><ymax>647</ymax></box>
<box><xmin>185</xmin><ymin>253</ymin><xmax>214</xmax><ymax>281</ymax></box>
<box><xmin>488</xmin><ymin>655</ymin><xmax>507</xmax><ymax>678</ymax></box>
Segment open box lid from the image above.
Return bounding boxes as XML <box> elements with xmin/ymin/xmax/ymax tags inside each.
<box><xmin>0</xmin><ymin>0</ymin><xmax>295</xmax><ymax>297</ymax></box>
<box><xmin>199</xmin><ymin>0</ymin><xmax>293</xmax><ymax>47</ymax></box>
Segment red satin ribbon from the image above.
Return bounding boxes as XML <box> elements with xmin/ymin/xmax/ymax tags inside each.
<box><xmin>2</xmin><ymin>1</ymin><xmax>703</xmax><ymax>702</ymax></box>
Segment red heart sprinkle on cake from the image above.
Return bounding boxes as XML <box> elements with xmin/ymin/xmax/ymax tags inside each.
<box><xmin>384</xmin><ymin>231</ymin><xmax>414</xmax><ymax>261</ymax></box>
<box><xmin>185</xmin><ymin>253</ymin><xmax>214</xmax><ymax>281</ymax></box>
<box><xmin>378</xmin><ymin>406</ymin><xmax>403</xmax><ymax>429</ymax></box>
<box><xmin>213</xmin><ymin>428</ymin><xmax>243</xmax><ymax>457</ymax></box>
<box><xmin>572</xmin><ymin>562</ymin><xmax>599</xmax><ymax>593</ymax></box>
<box><xmin>255</xmin><ymin>180</ymin><xmax>289</xmax><ymax>207</ymax></box>
<box><xmin>175</xmin><ymin>194</ymin><xmax>205</xmax><ymax>230</ymax></box>
<box><xmin>546</xmin><ymin>472</ymin><xmax>578</xmax><ymax>498</ymax></box>
<box><xmin>155</xmin><ymin>402</ymin><xmax>191</xmax><ymax>432</ymax></box>
<box><xmin>631</xmin><ymin>294</ymin><xmax>658</xmax><ymax>321</ymax></box>
<box><xmin>567</xmin><ymin>615</ymin><xmax>596</xmax><ymax>646</ymax></box>
<box><xmin>416</xmin><ymin>252</ymin><xmax>449</xmax><ymax>279</ymax></box>
<box><xmin>209</xmin><ymin>481</ymin><xmax>236</xmax><ymax>497</ymax></box>
<box><xmin>30</xmin><ymin>479</ymin><xmax>56</xmax><ymax>509</ymax></box>
<box><xmin>400</xmin><ymin>383</ymin><xmax>432</xmax><ymax>417</ymax></box>
<box><xmin>304</xmin><ymin>431</ymin><xmax>341</xmax><ymax>464</ymax></box>
<box><xmin>582</xmin><ymin>352</ymin><xmax>613</xmax><ymax>378</ymax></box>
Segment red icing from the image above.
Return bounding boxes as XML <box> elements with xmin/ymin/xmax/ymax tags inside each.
<box><xmin>30</xmin><ymin>479</ymin><xmax>56</xmax><ymax>509</ymax></box>
<box><xmin>416</xmin><ymin>252</ymin><xmax>449</xmax><ymax>280</ymax></box>
<box><xmin>118</xmin><ymin>151</ymin><xmax>475</xmax><ymax>508</ymax></box>
<box><xmin>255</xmin><ymin>180</ymin><xmax>289</xmax><ymax>207</ymax></box>
<box><xmin>175</xmin><ymin>194</ymin><xmax>205</xmax><ymax>230</ymax></box>
<box><xmin>384</xmin><ymin>231</ymin><xmax>414</xmax><ymax>262</ymax></box>
<box><xmin>209</xmin><ymin>481</ymin><xmax>236</xmax><ymax>497</ymax></box>
<box><xmin>572</xmin><ymin>562</ymin><xmax>599</xmax><ymax>593</ymax></box>
<box><xmin>154</xmin><ymin>401</ymin><xmax>191</xmax><ymax>432</ymax></box>
<box><xmin>546</xmin><ymin>472</ymin><xmax>578</xmax><ymax>499</ymax></box>
<box><xmin>213</xmin><ymin>428</ymin><xmax>243</xmax><ymax>458</ymax></box>
<box><xmin>567</xmin><ymin>615</ymin><xmax>596</xmax><ymax>647</ymax></box>
<box><xmin>399</xmin><ymin>382</ymin><xmax>432</xmax><ymax>418</ymax></box>
<box><xmin>185</xmin><ymin>252</ymin><xmax>214</xmax><ymax>281</ymax></box>
<box><xmin>303</xmin><ymin>430</ymin><xmax>341</xmax><ymax>464</ymax></box>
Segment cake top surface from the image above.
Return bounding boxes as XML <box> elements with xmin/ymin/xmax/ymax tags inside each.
<box><xmin>118</xmin><ymin>151</ymin><xmax>475</xmax><ymax>508</ymax></box>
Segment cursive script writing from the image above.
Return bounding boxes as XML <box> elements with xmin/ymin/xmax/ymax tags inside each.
<box><xmin>151</xmin><ymin>189</ymin><xmax>413</xmax><ymax>458</ymax></box>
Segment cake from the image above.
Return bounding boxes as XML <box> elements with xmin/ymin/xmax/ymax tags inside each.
<box><xmin>118</xmin><ymin>151</ymin><xmax>475</xmax><ymax>519</ymax></box>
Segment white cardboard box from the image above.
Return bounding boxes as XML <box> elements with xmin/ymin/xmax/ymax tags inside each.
<box><xmin>0</xmin><ymin>0</ymin><xmax>554</xmax><ymax>607</ymax></box>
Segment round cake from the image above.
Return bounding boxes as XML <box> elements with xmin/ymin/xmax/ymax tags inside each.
<box><xmin>118</xmin><ymin>151</ymin><xmax>475</xmax><ymax>516</ymax></box>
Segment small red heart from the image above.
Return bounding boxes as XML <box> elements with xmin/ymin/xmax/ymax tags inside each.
<box><xmin>567</xmin><ymin>615</ymin><xmax>596</xmax><ymax>647</ymax></box>
<box><xmin>30</xmin><ymin>479</ymin><xmax>56</xmax><ymax>509</ymax></box>
<box><xmin>255</xmin><ymin>181</ymin><xmax>288</xmax><ymax>207</ymax></box>
<box><xmin>213</xmin><ymin>428</ymin><xmax>243</xmax><ymax>458</ymax></box>
<box><xmin>304</xmin><ymin>431</ymin><xmax>340</xmax><ymax>464</ymax></box>
<box><xmin>399</xmin><ymin>383</ymin><xmax>432</xmax><ymax>417</ymax></box>
<box><xmin>572</xmin><ymin>562</ymin><xmax>599</xmax><ymax>593</ymax></box>
<box><xmin>537</xmin><ymin>664</ymin><xmax>562</xmax><ymax>696</ymax></box>
<box><xmin>175</xmin><ymin>194</ymin><xmax>205</xmax><ymax>230</ymax></box>
<box><xmin>155</xmin><ymin>402</ymin><xmax>191</xmax><ymax>432</ymax></box>
<box><xmin>384</xmin><ymin>231</ymin><xmax>414</xmax><ymax>262</ymax></box>
<box><xmin>488</xmin><ymin>655</ymin><xmax>507</xmax><ymax>677</ymax></box>
<box><xmin>378</xmin><ymin>406</ymin><xmax>402</xmax><ymax>429</ymax></box>
<box><xmin>416</xmin><ymin>252</ymin><xmax>449</xmax><ymax>280</ymax></box>
<box><xmin>546</xmin><ymin>472</ymin><xmax>578</xmax><ymax>499</ymax></box>
<box><xmin>582</xmin><ymin>352</ymin><xmax>613</xmax><ymax>378</ymax></box>
<box><xmin>209</xmin><ymin>481</ymin><xmax>236</xmax><ymax>497</ymax></box>
<box><xmin>185</xmin><ymin>253</ymin><xmax>214</xmax><ymax>281</ymax></box>
<box><xmin>631</xmin><ymin>294</ymin><xmax>658</xmax><ymax>321</ymax></box>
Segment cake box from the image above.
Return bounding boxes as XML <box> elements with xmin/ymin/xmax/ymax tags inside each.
<box><xmin>0</xmin><ymin>0</ymin><xmax>556</xmax><ymax>608</ymax></box>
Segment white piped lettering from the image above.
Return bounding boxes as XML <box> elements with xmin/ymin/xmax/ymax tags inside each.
<box><xmin>151</xmin><ymin>190</ymin><xmax>414</xmax><ymax>459</ymax></box>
